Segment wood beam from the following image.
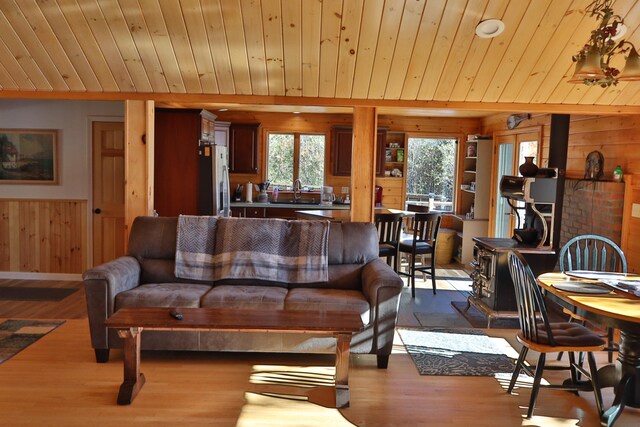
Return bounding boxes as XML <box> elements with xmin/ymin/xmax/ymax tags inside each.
<box><xmin>2</xmin><ymin>90</ymin><xmax>640</xmax><ymax>115</ymax></box>
<box><xmin>351</xmin><ymin>107</ymin><xmax>377</xmax><ymax>222</ymax></box>
<box><xmin>124</xmin><ymin>100</ymin><xmax>154</xmax><ymax>247</ymax></box>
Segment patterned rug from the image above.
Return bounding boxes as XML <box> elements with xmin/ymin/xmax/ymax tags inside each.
<box><xmin>397</xmin><ymin>328</ymin><xmax>516</xmax><ymax>376</ymax></box>
<box><xmin>0</xmin><ymin>319</ymin><xmax>64</xmax><ymax>364</ymax></box>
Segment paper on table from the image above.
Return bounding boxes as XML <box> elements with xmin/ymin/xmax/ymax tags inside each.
<box><xmin>565</xmin><ymin>270</ymin><xmax>632</xmax><ymax>281</ymax></box>
<box><xmin>551</xmin><ymin>281</ymin><xmax>612</xmax><ymax>294</ymax></box>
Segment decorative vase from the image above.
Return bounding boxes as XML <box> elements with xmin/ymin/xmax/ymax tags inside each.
<box><xmin>519</xmin><ymin>156</ymin><xmax>538</xmax><ymax>177</ymax></box>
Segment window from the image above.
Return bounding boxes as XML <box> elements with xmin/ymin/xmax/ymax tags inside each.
<box><xmin>267</xmin><ymin>132</ymin><xmax>325</xmax><ymax>189</ymax></box>
<box><xmin>405</xmin><ymin>137</ymin><xmax>457</xmax><ymax>211</ymax></box>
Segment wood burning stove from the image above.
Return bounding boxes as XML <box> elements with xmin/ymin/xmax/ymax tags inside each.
<box><xmin>470</xmin><ymin>238</ymin><xmax>557</xmax><ymax>319</ymax></box>
<box><xmin>458</xmin><ymin>174</ymin><xmax>560</xmax><ymax>327</ymax></box>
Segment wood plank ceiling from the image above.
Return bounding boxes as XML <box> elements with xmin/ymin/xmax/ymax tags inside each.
<box><xmin>1</xmin><ymin>0</ymin><xmax>640</xmax><ymax>111</ymax></box>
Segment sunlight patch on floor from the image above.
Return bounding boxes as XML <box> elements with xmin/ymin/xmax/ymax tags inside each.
<box><xmin>250</xmin><ymin>364</ymin><xmax>335</xmax><ymax>387</ymax></box>
<box><xmin>237</xmin><ymin>392</ymin><xmax>355</xmax><ymax>427</ymax></box>
<box><xmin>521</xmin><ymin>414</ymin><xmax>580</xmax><ymax>426</ymax></box>
<box><xmin>495</xmin><ymin>372</ymin><xmax>551</xmax><ymax>393</ymax></box>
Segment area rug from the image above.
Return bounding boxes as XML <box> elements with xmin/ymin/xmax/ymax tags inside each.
<box><xmin>0</xmin><ymin>319</ymin><xmax>65</xmax><ymax>364</ymax></box>
<box><xmin>0</xmin><ymin>286</ymin><xmax>77</xmax><ymax>301</ymax></box>
<box><xmin>397</xmin><ymin>328</ymin><xmax>516</xmax><ymax>376</ymax></box>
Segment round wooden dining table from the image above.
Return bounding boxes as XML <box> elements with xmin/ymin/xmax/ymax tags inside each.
<box><xmin>537</xmin><ymin>272</ymin><xmax>640</xmax><ymax>427</ymax></box>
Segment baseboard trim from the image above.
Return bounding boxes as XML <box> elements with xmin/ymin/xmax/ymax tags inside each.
<box><xmin>0</xmin><ymin>272</ymin><xmax>82</xmax><ymax>281</ymax></box>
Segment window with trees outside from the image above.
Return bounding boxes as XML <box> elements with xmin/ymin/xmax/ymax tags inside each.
<box><xmin>405</xmin><ymin>137</ymin><xmax>457</xmax><ymax>211</ymax></box>
<box><xmin>266</xmin><ymin>133</ymin><xmax>326</xmax><ymax>190</ymax></box>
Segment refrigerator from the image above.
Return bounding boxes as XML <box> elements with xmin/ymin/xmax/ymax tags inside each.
<box><xmin>198</xmin><ymin>142</ymin><xmax>230</xmax><ymax>217</ymax></box>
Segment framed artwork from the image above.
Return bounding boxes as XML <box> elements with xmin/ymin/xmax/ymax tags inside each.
<box><xmin>0</xmin><ymin>129</ymin><xmax>58</xmax><ymax>184</ymax></box>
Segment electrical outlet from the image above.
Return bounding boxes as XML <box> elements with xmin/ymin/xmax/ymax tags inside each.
<box><xmin>341</xmin><ymin>186</ymin><xmax>349</xmax><ymax>194</ymax></box>
<box><xmin>632</xmin><ymin>203</ymin><xmax>640</xmax><ymax>219</ymax></box>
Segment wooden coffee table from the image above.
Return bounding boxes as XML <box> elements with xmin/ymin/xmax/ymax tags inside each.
<box><xmin>105</xmin><ymin>307</ymin><xmax>364</xmax><ymax>408</ymax></box>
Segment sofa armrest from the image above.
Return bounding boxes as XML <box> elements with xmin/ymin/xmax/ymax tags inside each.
<box><xmin>361</xmin><ymin>259</ymin><xmax>403</xmax><ymax>362</ymax></box>
<box><xmin>83</xmin><ymin>256</ymin><xmax>141</xmax><ymax>300</ymax></box>
<box><xmin>361</xmin><ymin>258</ymin><xmax>404</xmax><ymax>305</ymax></box>
<box><xmin>82</xmin><ymin>256</ymin><xmax>141</xmax><ymax>351</ymax></box>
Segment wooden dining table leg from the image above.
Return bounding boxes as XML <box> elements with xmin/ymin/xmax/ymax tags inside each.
<box><xmin>599</xmin><ymin>330</ymin><xmax>640</xmax><ymax>426</ymax></box>
<box><xmin>116</xmin><ymin>327</ymin><xmax>146</xmax><ymax>405</ymax></box>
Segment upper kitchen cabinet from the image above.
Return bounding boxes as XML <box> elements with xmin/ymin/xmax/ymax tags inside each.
<box><xmin>154</xmin><ymin>109</ymin><xmax>217</xmax><ymax>217</ymax></box>
<box><xmin>331</xmin><ymin>126</ymin><xmax>386</xmax><ymax>177</ymax></box>
<box><xmin>229</xmin><ymin>123</ymin><xmax>260</xmax><ymax>174</ymax></box>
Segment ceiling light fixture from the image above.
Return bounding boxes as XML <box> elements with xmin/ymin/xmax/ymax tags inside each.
<box><xmin>218</xmin><ymin>108</ymin><xmax>229</xmax><ymax>112</ymax></box>
<box><xmin>475</xmin><ymin>19</ymin><xmax>505</xmax><ymax>38</ymax></box>
<box><xmin>569</xmin><ymin>0</ymin><xmax>640</xmax><ymax>87</ymax></box>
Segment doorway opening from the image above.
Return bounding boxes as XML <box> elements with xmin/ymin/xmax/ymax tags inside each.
<box><xmin>405</xmin><ymin>137</ymin><xmax>457</xmax><ymax>211</ymax></box>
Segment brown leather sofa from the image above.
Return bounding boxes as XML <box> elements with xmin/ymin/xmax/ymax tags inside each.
<box><xmin>83</xmin><ymin>216</ymin><xmax>404</xmax><ymax>368</ymax></box>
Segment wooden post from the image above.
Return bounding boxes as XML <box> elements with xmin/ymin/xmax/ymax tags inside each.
<box><xmin>351</xmin><ymin>106</ymin><xmax>377</xmax><ymax>222</ymax></box>
<box><xmin>124</xmin><ymin>100</ymin><xmax>154</xmax><ymax>247</ymax></box>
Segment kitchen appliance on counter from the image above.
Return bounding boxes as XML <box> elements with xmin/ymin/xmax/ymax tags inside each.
<box><xmin>460</xmin><ymin>173</ymin><xmax>560</xmax><ymax>326</ymax></box>
<box><xmin>257</xmin><ymin>181</ymin><xmax>270</xmax><ymax>203</ymax></box>
<box><xmin>321</xmin><ymin>186</ymin><xmax>336</xmax><ymax>206</ymax></box>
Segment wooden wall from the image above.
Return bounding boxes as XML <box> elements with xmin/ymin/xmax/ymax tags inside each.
<box><xmin>481</xmin><ymin>113</ymin><xmax>640</xmax><ymax>179</ymax></box>
<box><xmin>216</xmin><ymin>110</ymin><xmax>482</xmax><ymax>208</ymax></box>
<box><xmin>482</xmin><ymin>112</ymin><xmax>640</xmax><ymax>270</ymax></box>
<box><xmin>0</xmin><ymin>199</ymin><xmax>87</xmax><ymax>274</ymax></box>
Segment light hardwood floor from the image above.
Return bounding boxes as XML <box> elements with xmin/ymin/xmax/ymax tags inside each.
<box><xmin>0</xmin><ymin>273</ymin><xmax>638</xmax><ymax>427</ymax></box>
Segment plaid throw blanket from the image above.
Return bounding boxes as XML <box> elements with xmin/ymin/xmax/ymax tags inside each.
<box><xmin>213</xmin><ymin>217</ymin><xmax>329</xmax><ymax>283</ymax></box>
<box><xmin>175</xmin><ymin>215</ymin><xmax>218</xmax><ymax>281</ymax></box>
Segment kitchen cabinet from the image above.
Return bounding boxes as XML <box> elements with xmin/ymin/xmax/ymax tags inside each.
<box><xmin>331</xmin><ymin>126</ymin><xmax>386</xmax><ymax>177</ymax></box>
<box><xmin>154</xmin><ymin>109</ymin><xmax>217</xmax><ymax>217</ymax></box>
<box><xmin>229</xmin><ymin>123</ymin><xmax>259</xmax><ymax>174</ymax></box>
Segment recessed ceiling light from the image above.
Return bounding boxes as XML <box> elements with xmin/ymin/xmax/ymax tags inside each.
<box><xmin>218</xmin><ymin>108</ymin><xmax>229</xmax><ymax>112</ymax></box>
<box><xmin>611</xmin><ymin>23</ymin><xmax>627</xmax><ymax>40</ymax></box>
<box><xmin>293</xmin><ymin>111</ymin><xmax>300</xmax><ymax>114</ymax></box>
<box><xmin>475</xmin><ymin>19</ymin><xmax>505</xmax><ymax>38</ymax></box>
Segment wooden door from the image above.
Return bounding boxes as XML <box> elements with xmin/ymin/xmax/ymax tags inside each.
<box><xmin>489</xmin><ymin>128</ymin><xmax>541</xmax><ymax>238</ymax></box>
<box><xmin>92</xmin><ymin>121</ymin><xmax>125</xmax><ymax>266</ymax></box>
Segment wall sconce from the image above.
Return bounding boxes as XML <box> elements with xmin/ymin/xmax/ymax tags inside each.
<box><xmin>569</xmin><ymin>0</ymin><xmax>640</xmax><ymax>87</ymax></box>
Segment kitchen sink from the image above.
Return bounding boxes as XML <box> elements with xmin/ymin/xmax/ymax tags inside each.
<box><xmin>269</xmin><ymin>198</ymin><xmax>319</xmax><ymax>205</ymax></box>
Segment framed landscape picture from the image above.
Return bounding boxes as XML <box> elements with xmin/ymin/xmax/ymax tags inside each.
<box><xmin>0</xmin><ymin>129</ymin><xmax>58</xmax><ymax>184</ymax></box>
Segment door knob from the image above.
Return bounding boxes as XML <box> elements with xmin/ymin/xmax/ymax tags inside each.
<box><xmin>94</xmin><ymin>208</ymin><xmax>102</xmax><ymax>214</ymax></box>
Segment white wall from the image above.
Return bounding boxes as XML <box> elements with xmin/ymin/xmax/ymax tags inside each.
<box><xmin>0</xmin><ymin>99</ymin><xmax>123</xmax><ymax>199</ymax></box>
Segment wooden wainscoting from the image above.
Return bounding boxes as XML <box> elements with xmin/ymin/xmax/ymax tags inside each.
<box><xmin>0</xmin><ymin>199</ymin><xmax>87</xmax><ymax>274</ymax></box>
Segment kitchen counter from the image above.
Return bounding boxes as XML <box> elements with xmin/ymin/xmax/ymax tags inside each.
<box><xmin>295</xmin><ymin>208</ymin><xmax>411</xmax><ymax>222</ymax></box>
<box><xmin>231</xmin><ymin>202</ymin><xmax>350</xmax><ymax>210</ymax></box>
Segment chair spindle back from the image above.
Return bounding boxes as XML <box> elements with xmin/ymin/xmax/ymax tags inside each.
<box><xmin>559</xmin><ymin>234</ymin><xmax>627</xmax><ymax>273</ymax></box>
<box><xmin>508</xmin><ymin>251</ymin><xmax>555</xmax><ymax>346</ymax></box>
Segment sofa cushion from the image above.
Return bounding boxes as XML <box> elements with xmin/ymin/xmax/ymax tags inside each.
<box><xmin>285</xmin><ymin>288</ymin><xmax>370</xmax><ymax>324</ymax></box>
<box><xmin>201</xmin><ymin>285</ymin><xmax>287</xmax><ymax>310</ymax></box>
<box><xmin>115</xmin><ymin>283</ymin><xmax>212</xmax><ymax>309</ymax></box>
<box><xmin>328</xmin><ymin>222</ymin><xmax>378</xmax><ymax>265</ymax></box>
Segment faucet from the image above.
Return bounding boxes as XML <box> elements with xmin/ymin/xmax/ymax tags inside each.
<box><xmin>293</xmin><ymin>179</ymin><xmax>302</xmax><ymax>201</ymax></box>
